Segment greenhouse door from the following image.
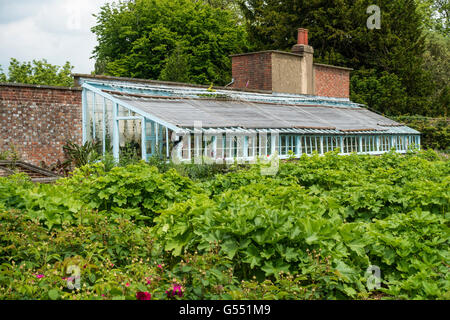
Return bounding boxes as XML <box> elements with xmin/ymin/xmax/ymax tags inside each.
<box><xmin>144</xmin><ymin>120</ymin><xmax>165</xmax><ymax>161</ymax></box>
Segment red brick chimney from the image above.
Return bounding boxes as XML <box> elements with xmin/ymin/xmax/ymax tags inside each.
<box><xmin>291</xmin><ymin>28</ymin><xmax>314</xmax><ymax>94</ymax></box>
<box><xmin>297</xmin><ymin>28</ymin><xmax>308</xmax><ymax>45</ymax></box>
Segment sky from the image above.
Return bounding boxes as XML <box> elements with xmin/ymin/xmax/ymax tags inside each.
<box><xmin>0</xmin><ymin>0</ymin><xmax>111</xmax><ymax>75</ymax></box>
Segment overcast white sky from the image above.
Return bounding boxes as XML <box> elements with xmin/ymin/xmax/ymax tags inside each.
<box><xmin>0</xmin><ymin>0</ymin><xmax>111</xmax><ymax>75</ymax></box>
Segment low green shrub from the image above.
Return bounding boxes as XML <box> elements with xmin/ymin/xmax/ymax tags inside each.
<box><xmin>0</xmin><ymin>150</ymin><xmax>448</xmax><ymax>300</ymax></box>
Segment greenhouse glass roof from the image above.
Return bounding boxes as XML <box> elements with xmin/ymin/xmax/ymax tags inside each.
<box><xmin>77</xmin><ymin>75</ymin><xmax>419</xmax><ymax>135</ymax></box>
<box><xmin>111</xmin><ymin>93</ymin><xmax>417</xmax><ymax>133</ymax></box>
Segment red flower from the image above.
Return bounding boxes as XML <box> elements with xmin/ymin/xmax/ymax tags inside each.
<box><xmin>136</xmin><ymin>292</ymin><xmax>151</xmax><ymax>300</ymax></box>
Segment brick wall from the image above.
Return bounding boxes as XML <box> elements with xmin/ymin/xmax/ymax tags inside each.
<box><xmin>231</xmin><ymin>52</ymin><xmax>272</xmax><ymax>91</ymax></box>
<box><xmin>0</xmin><ymin>83</ymin><xmax>82</xmax><ymax>166</ymax></box>
<box><xmin>314</xmin><ymin>64</ymin><xmax>350</xmax><ymax>98</ymax></box>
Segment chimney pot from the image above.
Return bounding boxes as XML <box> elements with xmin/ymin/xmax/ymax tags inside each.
<box><xmin>297</xmin><ymin>28</ymin><xmax>308</xmax><ymax>45</ymax></box>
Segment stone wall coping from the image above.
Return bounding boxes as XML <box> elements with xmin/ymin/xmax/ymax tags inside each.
<box><xmin>230</xmin><ymin>50</ymin><xmax>303</xmax><ymax>58</ymax></box>
<box><xmin>0</xmin><ymin>82</ymin><xmax>82</xmax><ymax>91</ymax></box>
<box><xmin>313</xmin><ymin>63</ymin><xmax>353</xmax><ymax>71</ymax></box>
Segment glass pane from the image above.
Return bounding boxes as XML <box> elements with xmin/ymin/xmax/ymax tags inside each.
<box><xmin>257</xmin><ymin>133</ymin><xmax>268</xmax><ymax>157</ymax></box>
<box><xmin>104</xmin><ymin>99</ymin><xmax>114</xmax><ymax>153</ymax></box>
<box><xmin>344</xmin><ymin>137</ymin><xmax>350</xmax><ymax>153</ymax></box>
<box><xmin>249</xmin><ymin>134</ymin><xmax>257</xmax><ymax>157</ymax></box>
<box><xmin>119</xmin><ymin>119</ymin><xmax>142</xmax><ymax>159</ymax></box>
<box><xmin>94</xmin><ymin>93</ymin><xmax>103</xmax><ymax>154</ymax></box>
<box><xmin>301</xmin><ymin>136</ymin><xmax>307</xmax><ymax>154</ymax></box>
<box><xmin>266</xmin><ymin>134</ymin><xmax>272</xmax><ymax>155</ymax></box>
<box><xmin>181</xmin><ymin>134</ymin><xmax>190</xmax><ymax>159</ymax></box>
<box><xmin>145</xmin><ymin>121</ymin><xmax>153</xmax><ymax>137</ymax></box>
<box><xmin>332</xmin><ymin>137</ymin><xmax>338</xmax><ymax>152</ymax></box>
<box><xmin>146</xmin><ymin>140</ymin><xmax>153</xmax><ymax>155</ymax></box>
<box><xmin>288</xmin><ymin>135</ymin><xmax>295</xmax><ymax>154</ymax></box>
<box><xmin>85</xmin><ymin>90</ymin><xmax>94</xmax><ymax>142</ymax></box>
<box><xmin>203</xmin><ymin>134</ymin><xmax>214</xmax><ymax>158</ymax></box>
<box><xmin>161</xmin><ymin>127</ymin><xmax>169</xmax><ymax>158</ymax></box>
<box><xmin>192</xmin><ymin>134</ymin><xmax>198</xmax><ymax>159</ymax></box>
<box><xmin>280</xmin><ymin>135</ymin><xmax>286</xmax><ymax>155</ymax></box>
<box><xmin>118</xmin><ymin>105</ymin><xmax>129</xmax><ymax>117</ymax></box>
<box><xmin>303</xmin><ymin>136</ymin><xmax>308</xmax><ymax>154</ymax></box>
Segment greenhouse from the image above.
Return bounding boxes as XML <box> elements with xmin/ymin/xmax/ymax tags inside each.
<box><xmin>79</xmin><ymin>75</ymin><xmax>420</xmax><ymax>163</ymax></box>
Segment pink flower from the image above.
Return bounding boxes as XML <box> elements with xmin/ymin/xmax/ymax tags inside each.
<box><xmin>136</xmin><ymin>292</ymin><xmax>151</xmax><ymax>300</ymax></box>
<box><xmin>166</xmin><ymin>284</ymin><xmax>183</xmax><ymax>298</ymax></box>
<box><xmin>101</xmin><ymin>294</ymin><xmax>105</xmax><ymax>297</ymax></box>
<box><xmin>125</xmin><ymin>282</ymin><xmax>130</xmax><ymax>287</ymax></box>
<box><xmin>36</xmin><ymin>274</ymin><xmax>45</xmax><ymax>279</ymax></box>
<box><xmin>157</xmin><ymin>264</ymin><xmax>163</xmax><ymax>270</ymax></box>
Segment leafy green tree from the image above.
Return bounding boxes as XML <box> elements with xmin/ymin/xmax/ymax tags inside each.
<box><xmin>91</xmin><ymin>0</ymin><xmax>249</xmax><ymax>86</ymax></box>
<box><xmin>159</xmin><ymin>43</ymin><xmax>191</xmax><ymax>83</ymax></box>
<box><xmin>1</xmin><ymin>58</ymin><xmax>74</xmax><ymax>87</ymax></box>
<box><xmin>433</xmin><ymin>0</ymin><xmax>449</xmax><ymax>34</ymax></box>
<box><xmin>240</xmin><ymin>0</ymin><xmax>439</xmax><ymax>116</ymax></box>
<box><xmin>350</xmin><ymin>69</ymin><xmax>409</xmax><ymax>115</ymax></box>
<box><xmin>416</xmin><ymin>0</ymin><xmax>449</xmax><ymax>35</ymax></box>
<box><xmin>414</xmin><ymin>0</ymin><xmax>449</xmax><ymax>117</ymax></box>
<box><xmin>0</xmin><ymin>66</ymin><xmax>6</xmax><ymax>82</ymax></box>
<box><xmin>422</xmin><ymin>31</ymin><xmax>450</xmax><ymax>116</ymax></box>
<box><xmin>201</xmin><ymin>0</ymin><xmax>244</xmax><ymax>22</ymax></box>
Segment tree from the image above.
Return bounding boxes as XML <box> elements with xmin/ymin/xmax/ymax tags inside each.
<box><xmin>416</xmin><ymin>0</ymin><xmax>449</xmax><ymax>35</ymax></box>
<box><xmin>0</xmin><ymin>58</ymin><xmax>74</xmax><ymax>87</ymax></box>
<box><xmin>350</xmin><ymin>69</ymin><xmax>409</xmax><ymax>115</ymax></box>
<box><xmin>159</xmin><ymin>43</ymin><xmax>191</xmax><ymax>83</ymax></box>
<box><xmin>0</xmin><ymin>66</ymin><xmax>6</xmax><ymax>82</ymax></box>
<box><xmin>433</xmin><ymin>0</ymin><xmax>449</xmax><ymax>35</ymax></box>
<box><xmin>240</xmin><ymin>0</ymin><xmax>437</xmax><ymax>116</ymax></box>
<box><xmin>91</xmin><ymin>0</ymin><xmax>249</xmax><ymax>86</ymax></box>
<box><xmin>415</xmin><ymin>0</ymin><xmax>449</xmax><ymax>117</ymax></box>
<box><xmin>422</xmin><ymin>31</ymin><xmax>450</xmax><ymax>116</ymax></box>
<box><xmin>200</xmin><ymin>0</ymin><xmax>244</xmax><ymax>23</ymax></box>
